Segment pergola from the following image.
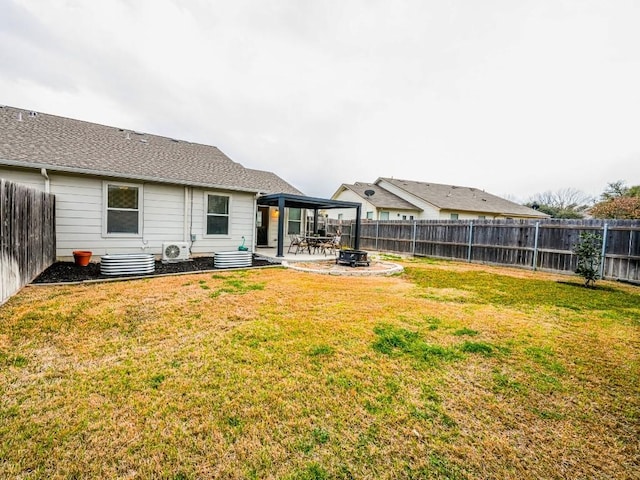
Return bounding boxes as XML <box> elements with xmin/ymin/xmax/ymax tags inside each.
<box><xmin>257</xmin><ymin>193</ymin><xmax>362</xmax><ymax>257</ymax></box>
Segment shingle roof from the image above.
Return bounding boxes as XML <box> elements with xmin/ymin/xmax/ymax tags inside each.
<box><xmin>0</xmin><ymin>105</ymin><xmax>302</xmax><ymax>195</ymax></box>
<box><xmin>378</xmin><ymin>177</ymin><xmax>548</xmax><ymax>218</ymax></box>
<box><xmin>245</xmin><ymin>169</ymin><xmax>305</xmax><ymax>196</ymax></box>
<box><xmin>340</xmin><ymin>182</ymin><xmax>420</xmax><ymax>210</ymax></box>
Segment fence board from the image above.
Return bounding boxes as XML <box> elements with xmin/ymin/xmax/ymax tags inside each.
<box><xmin>330</xmin><ymin>218</ymin><xmax>640</xmax><ymax>283</ymax></box>
<box><xmin>1</xmin><ymin>179</ymin><xmax>56</xmax><ymax>304</ymax></box>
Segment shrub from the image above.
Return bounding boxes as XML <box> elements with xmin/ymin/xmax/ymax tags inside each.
<box><xmin>572</xmin><ymin>232</ymin><xmax>602</xmax><ymax>287</ymax></box>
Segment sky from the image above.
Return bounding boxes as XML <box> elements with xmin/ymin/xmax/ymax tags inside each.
<box><xmin>2</xmin><ymin>0</ymin><xmax>640</xmax><ymax>203</ymax></box>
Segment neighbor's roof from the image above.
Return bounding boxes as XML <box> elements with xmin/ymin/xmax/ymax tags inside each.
<box><xmin>337</xmin><ymin>182</ymin><xmax>420</xmax><ymax>210</ymax></box>
<box><xmin>378</xmin><ymin>177</ymin><xmax>548</xmax><ymax>218</ymax></box>
<box><xmin>0</xmin><ymin>105</ymin><xmax>302</xmax><ymax>195</ymax></box>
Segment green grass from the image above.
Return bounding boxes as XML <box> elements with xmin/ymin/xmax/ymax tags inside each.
<box><xmin>406</xmin><ymin>266</ymin><xmax>640</xmax><ymax>319</ymax></box>
<box><xmin>208</xmin><ymin>275</ymin><xmax>266</xmax><ymax>298</ymax></box>
<box><xmin>372</xmin><ymin>324</ymin><xmax>462</xmax><ymax>364</ymax></box>
<box><xmin>0</xmin><ymin>259</ymin><xmax>638</xmax><ymax>479</ymax></box>
<box><xmin>459</xmin><ymin>340</ymin><xmax>495</xmax><ymax>356</ymax></box>
<box><xmin>453</xmin><ymin>328</ymin><xmax>479</xmax><ymax>336</ymax></box>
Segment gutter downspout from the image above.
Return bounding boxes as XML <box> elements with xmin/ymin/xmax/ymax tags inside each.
<box><xmin>40</xmin><ymin>168</ymin><xmax>50</xmax><ymax>193</ymax></box>
<box><xmin>184</xmin><ymin>186</ymin><xmax>190</xmax><ymax>244</ymax></box>
<box><xmin>252</xmin><ymin>193</ymin><xmax>259</xmax><ymax>252</ymax></box>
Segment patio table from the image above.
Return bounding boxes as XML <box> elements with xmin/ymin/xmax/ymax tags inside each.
<box><xmin>301</xmin><ymin>235</ymin><xmax>334</xmax><ymax>254</ymax></box>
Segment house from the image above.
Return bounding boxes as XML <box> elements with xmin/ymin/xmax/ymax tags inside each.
<box><xmin>330</xmin><ymin>177</ymin><xmax>548</xmax><ymax>221</ymax></box>
<box><xmin>0</xmin><ymin>105</ymin><xmax>307</xmax><ymax>260</ymax></box>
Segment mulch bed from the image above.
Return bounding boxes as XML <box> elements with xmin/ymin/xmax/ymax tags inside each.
<box><xmin>32</xmin><ymin>256</ymin><xmax>276</xmax><ymax>284</ymax></box>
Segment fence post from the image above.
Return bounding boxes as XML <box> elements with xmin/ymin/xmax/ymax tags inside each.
<box><xmin>532</xmin><ymin>221</ymin><xmax>540</xmax><ymax>270</ymax></box>
<box><xmin>600</xmin><ymin>223</ymin><xmax>608</xmax><ymax>279</ymax></box>
<box><xmin>412</xmin><ymin>220</ymin><xmax>417</xmax><ymax>256</ymax></box>
<box><xmin>375</xmin><ymin>221</ymin><xmax>379</xmax><ymax>251</ymax></box>
<box><xmin>467</xmin><ymin>221</ymin><xmax>473</xmax><ymax>262</ymax></box>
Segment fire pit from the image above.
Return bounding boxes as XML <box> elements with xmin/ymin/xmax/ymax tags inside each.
<box><xmin>336</xmin><ymin>249</ymin><xmax>370</xmax><ymax>267</ymax></box>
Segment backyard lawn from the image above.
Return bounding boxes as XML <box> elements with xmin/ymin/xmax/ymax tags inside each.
<box><xmin>0</xmin><ymin>258</ymin><xmax>638</xmax><ymax>479</ymax></box>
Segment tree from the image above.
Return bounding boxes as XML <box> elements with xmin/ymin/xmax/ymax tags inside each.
<box><xmin>591</xmin><ymin>196</ymin><xmax>640</xmax><ymax>219</ymax></box>
<box><xmin>573</xmin><ymin>232</ymin><xmax>602</xmax><ymax>287</ymax></box>
<box><xmin>526</xmin><ymin>188</ymin><xmax>593</xmax><ymax>219</ymax></box>
<box><xmin>627</xmin><ymin>185</ymin><xmax>640</xmax><ymax>197</ymax></box>
<box><xmin>600</xmin><ymin>180</ymin><xmax>629</xmax><ymax>200</ymax></box>
<box><xmin>591</xmin><ymin>180</ymin><xmax>640</xmax><ymax>219</ymax></box>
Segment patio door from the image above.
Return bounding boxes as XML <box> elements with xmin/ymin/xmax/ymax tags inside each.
<box><xmin>257</xmin><ymin>206</ymin><xmax>269</xmax><ymax>246</ymax></box>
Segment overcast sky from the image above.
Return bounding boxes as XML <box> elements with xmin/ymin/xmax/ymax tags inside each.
<box><xmin>2</xmin><ymin>0</ymin><xmax>639</xmax><ymax>202</ymax></box>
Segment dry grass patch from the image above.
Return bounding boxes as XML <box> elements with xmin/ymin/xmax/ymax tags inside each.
<box><xmin>1</xmin><ymin>261</ymin><xmax>638</xmax><ymax>479</ymax></box>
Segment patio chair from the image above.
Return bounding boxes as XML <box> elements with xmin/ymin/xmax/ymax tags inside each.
<box><xmin>288</xmin><ymin>235</ymin><xmax>301</xmax><ymax>254</ymax></box>
<box><xmin>318</xmin><ymin>235</ymin><xmax>341</xmax><ymax>256</ymax></box>
<box><xmin>297</xmin><ymin>236</ymin><xmax>312</xmax><ymax>254</ymax></box>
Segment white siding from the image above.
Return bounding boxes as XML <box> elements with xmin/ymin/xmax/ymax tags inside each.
<box><xmin>141</xmin><ymin>184</ymin><xmax>184</xmax><ymax>242</ymax></box>
<box><xmin>376</xmin><ymin>179</ymin><xmax>441</xmax><ymax>219</ymax></box>
<box><xmin>385</xmin><ymin>210</ymin><xmax>420</xmax><ymax>220</ymax></box>
<box><xmin>329</xmin><ymin>188</ymin><xmax>421</xmax><ymax>220</ymax></box>
<box><xmin>257</xmin><ymin>207</ymin><xmax>305</xmax><ymax>248</ymax></box>
<box><xmin>49</xmin><ymin>175</ymin><xmax>186</xmax><ymax>258</ymax></box>
<box><xmin>267</xmin><ymin>209</ymin><xmax>280</xmax><ymax>245</ymax></box>
<box><xmin>329</xmin><ymin>189</ymin><xmax>368</xmax><ymax>220</ymax></box>
<box><xmin>0</xmin><ymin>167</ymin><xmax>46</xmax><ymax>191</ymax></box>
<box><xmin>267</xmin><ymin>208</ymin><xmax>291</xmax><ymax>246</ymax></box>
<box><xmin>439</xmin><ymin>210</ymin><xmax>501</xmax><ymax>220</ymax></box>
<box><xmin>190</xmin><ymin>188</ymin><xmax>256</xmax><ymax>254</ymax></box>
<box><xmin>1</xmin><ymin>167</ymin><xmax>259</xmax><ymax>259</ymax></box>
<box><xmin>50</xmin><ymin>175</ymin><xmax>103</xmax><ymax>257</ymax></box>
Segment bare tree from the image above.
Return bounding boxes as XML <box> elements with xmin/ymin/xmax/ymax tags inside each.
<box><xmin>526</xmin><ymin>188</ymin><xmax>593</xmax><ymax>218</ymax></box>
<box><xmin>528</xmin><ymin>188</ymin><xmax>594</xmax><ymax>210</ymax></box>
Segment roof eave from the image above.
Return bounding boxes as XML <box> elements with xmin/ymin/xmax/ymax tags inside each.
<box><xmin>0</xmin><ymin>158</ymin><xmax>262</xmax><ymax>194</ymax></box>
<box><xmin>330</xmin><ymin>184</ymin><xmax>352</xmax><ymax>200</ymax></box>
<box><xmin>258</xmin><ymin>192</ymin><xmax>361</xmax><ymax>210</ymax></box>
<box><xmin>440</xmin><ymin>207</ymin><xmax>549</xmax><ymax>218</ymax></box>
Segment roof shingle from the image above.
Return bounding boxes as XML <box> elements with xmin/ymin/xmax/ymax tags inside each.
<box><xmin>339</xmin><ymin>182</ymin><xmax>420</xmax><ymax>210</ymax></box>
<box><xmin>0</xmin><ymin>105</ymin><xmax>302</xmax><ymax>195</ymax></box>
<box><xmin>378</xmin><ymin>177</ymin><xmax>546</xmax><ymax>217</ymax></box>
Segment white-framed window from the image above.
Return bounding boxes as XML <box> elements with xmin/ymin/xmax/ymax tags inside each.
<box><xmin>450</xmin><ymin>213</ymin><xmax>459</xmax><ymax>220</ymax></box>
<box><xmin>478</xmin><ymin>215</ymin><xmax>486</xmax><ymax>220</ymax></box>
<box><xmin>103</xmin><ymin>181</ymin><xmax>143</xmax><ymax>236</ymax></box>
<box><xmin>338</xmin><ymin>213</ymin><xmax>343</xmax><ymax>221</ymax></box>
<box><xmin>379</xmin><ymin>211</ymin><xmax>389</xmax><ymax>220</ymax></box>
<box><xmin>366</xmin><ymin>211</ymin><xmax>374</xmax><ymax>220</ymax></box>
<box><xmin>205</xmin><ymin>193</ymin><xmax>230</xmax><ymax>236</ymax></box>
<box><xmin>288</xmin><ymin>208</ymin><xmax>302</xmax><ymax>234</ymax></box>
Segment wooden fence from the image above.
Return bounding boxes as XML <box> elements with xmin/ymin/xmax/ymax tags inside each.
<box><xmin>331</xmin><ymin>219</ymin><xmax>640</xmax><ymax>283</ymax></box>
<box><xmin>1</xmin><ymin>179</ymin><xmax>56</xmax><ymax>304</ymax></box>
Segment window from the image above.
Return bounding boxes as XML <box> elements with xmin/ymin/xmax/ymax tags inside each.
<box><xmin>366</xmin><ymin>211</ymin><xmax>374</xmax><ymax>220</ymax></box>
<box><xmin>478</xmin><ymin>215</ymin><xmax>486</xmax><ymax>220</ymax></box>
<box><xmin>409</xmin><ymin>215</ymin><xmax>414</xmax><ymax>220</ymax></box>
<box><xmin>380</xmin><ymin>211</ymin><xmax>389</xmax><ymax>220</ymax></box>
<box><xmin>402</xmin><ymin>215</ymin><xmax>407</xmax><ymax>220</ymax></box>
<box><xmin>104</xmin><ymin>182</ymin><xmax>142</xmax><ymax>235</ymax></box>
<box><xmin>206</xmin><ymin>194</ymin><xmax>230</xmax><ymax>235</ymax></box>
<box><xmin>450</xmin><ymin>213</ymin><xmax>459</xmax><ymax>220</ymax></box>
<box><xmin>338</xmin><ymin>213</ymin><xmax>343</xmax><ymax>221</ymax></box>
<box><xmin>288</xmin><ymin>208</ymin><xmax>302</xmax><ymax>234</ymax></box>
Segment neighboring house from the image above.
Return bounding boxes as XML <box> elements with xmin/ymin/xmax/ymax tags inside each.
<box><xmin>330</xmin><ymin>181</ymin><xmax>421</xmax><ymax>221</ymax></box>
<box><xmin>330</xmin><ymin>177</ymin><xmax>549</xmax><ymax>221</ymax></box>
<box><xmin>0</xmin><ymin>105</ymin><xmax>303</xmax><ymax>260</ymax></box>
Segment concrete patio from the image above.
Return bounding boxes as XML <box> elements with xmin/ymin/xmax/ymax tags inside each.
<box><xmin>253</xmin><ymin>247</ymin><xmax>339</xmax><ymax>263</ymax></box>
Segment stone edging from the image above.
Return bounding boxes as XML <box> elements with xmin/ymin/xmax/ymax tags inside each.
<box><xmin>282</xmin><ymin>260</ymin><xmax>403</xmax><ymax>276</ymax></box>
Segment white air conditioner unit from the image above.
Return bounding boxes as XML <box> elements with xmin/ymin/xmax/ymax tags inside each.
<box><xmin>162</xmin><ymin>241</ymin><xmax>190</xmax><ymax>262</ymax></box>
